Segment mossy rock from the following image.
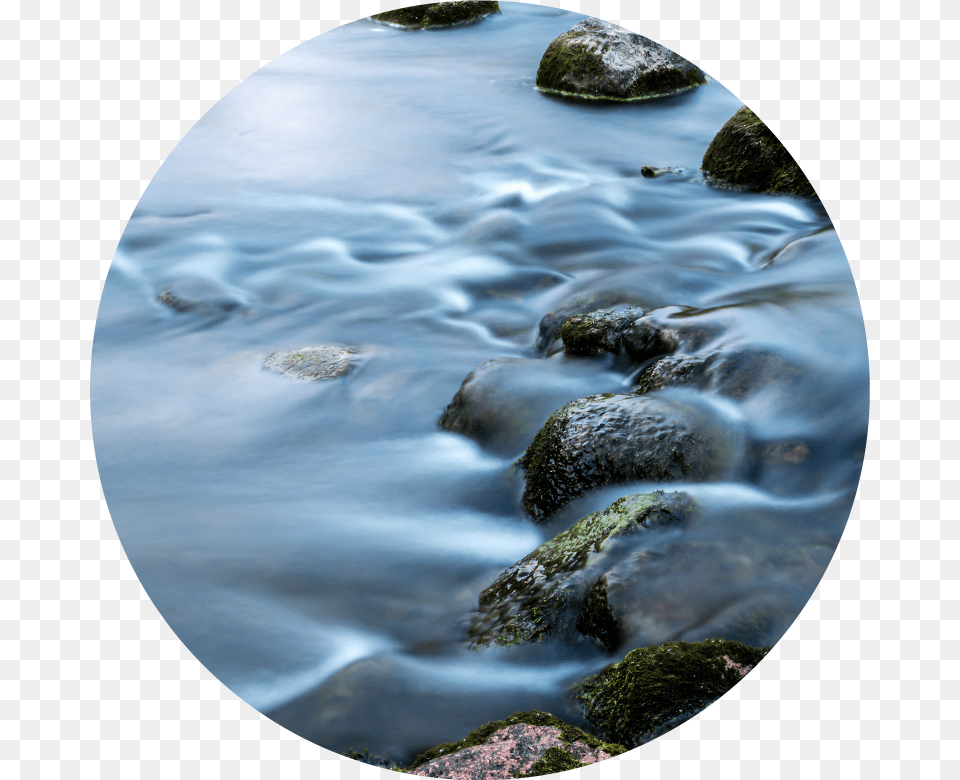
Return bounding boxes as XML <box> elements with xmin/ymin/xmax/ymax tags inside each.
<box><xmin>406</xmin><ymin>710</ymin><xmax>626</xmax><ymax>775</ymax></box>
<box><xmin>469</xmin><ymin>491</ymin><xmax>696</xmax><ymax>648</ymax></box>
<box><xmin>519</xmin><ymin>394</ymin><xmax>740</xmax><ymax>521</ymax></box>
<box><xmin>559</xmin><ymin>306</ymin><xmax>644</xmax><ymax>356</ymax></box>
<box><xmin>371</xmin><ymin>2</ymin><xmax>500</xmax><ymax>30</ymax></box>
<box><xmin>574</xmin><ymin>639</ymin><xmax>771</xmax><ymax>747</ymax></box>
<box><xmin>536</xmin><ymin>18</ymin><xmax>707</xmax><ymax>101</ymax></box>
<box><xmin>701</xmin><ymin>105</ymin><xmax>817</xmax><ymax>199</ymax></box>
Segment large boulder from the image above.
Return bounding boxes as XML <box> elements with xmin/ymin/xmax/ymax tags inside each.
<box><xmin>536</xmin><ymin>18</ymin><xmax>707</xmax><ymax>101</ymax></box>
<box><xmin>701</xmin><ymin>106</ymin><xmax>817</xmax><ymax>199</ymax></box>
<box><xmin>406</xmin><ymin>711</ymin><xmax>625</xmax><ymax>779</ymax></box>
<box><xmin>438</xmin><ymin>355</ymin><xmax>626</xmax><ymax>455</ymax></box>
<box><xmin>574</xmin><ymin>639</ymin><xmax>770</xmax><ymax>748</ymax></box>
<box><xmin>519</xmin><ymin>393</ymin><xmax>741</xmax><ymax>521</ymax></box>
<box><xmin>469</xmin><ymin>491</ymin><xmax>696</xmax><ymax>648</ymax></box>
<box><xmin>371</xmin><ymin>2</ymin><xmax>500</xmax><ymax>30</ymax></box>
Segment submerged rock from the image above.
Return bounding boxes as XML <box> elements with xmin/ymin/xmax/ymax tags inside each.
<box><xmin>407</xmin><ymin>710</ymin><xmax>625</xmax><ymax>779</ymax></box>
<box><xmin>619</xmin><ymin>306</ymin><xmax>722</xmax><ymax>364</ymax></box>
<box><xmin>469</xmin><ymin>491</ymin><xmax>695</xmax><ymax>649</ymax></box>
<box><xmin>519</xmin><ymin>393</ymin><xmax>738</xmax><ymax>521</ymax></box>
<box><xmin>701</xmin><ymin>106</ymin><xmax>817</xmax><ymax>199</ymax></box>
<box><xmin>371</xmin><ymin>2</ymin><xmax>501</xmax><ymax>30</ymax></box>
<box><xmin>536</xmin><ymin>18</ymin><xmax>707</xmax><ymax>101</ymax></box>
<box><xmin>263</xmin><ymin>346</ymin><xmax>354</xmax><ymax>381</ymax></box>
<box><xmin>634</xmin><ymin>347</ymin><xmax>803</xmax><ymax>400</ymax></box>
<box><xmin>559</xmin><ymin>306</ymin><xmax>644</xmax><ymax>356</ymax></box>
<box><xmin>438</xmin><ymin>355</ymin><xmax>626</xmax><ymax>455</ymax></box>
<box><xmin>156</xmin><ymin>284</ymin><xmax>246</xmax><ymax>318</ymax></box>
<box><xmin>574</xmin><ymin>639</ymin><xmax>770</xmax><ymax>748</ymax></box>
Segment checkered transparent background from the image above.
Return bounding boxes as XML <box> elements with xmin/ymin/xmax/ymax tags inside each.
<box><xmin>6</xmin><ymin>0</ymin><xmax>956</xmax><ymax>777</ymax></box>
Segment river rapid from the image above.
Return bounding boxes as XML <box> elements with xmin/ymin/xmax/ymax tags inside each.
<box><xmin>92</xmin><ymin>5</ymin><xmax>869</xmax><ymax>762</ymax></box>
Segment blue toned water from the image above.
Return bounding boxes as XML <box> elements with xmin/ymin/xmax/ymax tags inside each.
<box><xmin>92</xmin><ymin>4</ymin><xmax>868</xmax><ymax>761</ymax></box>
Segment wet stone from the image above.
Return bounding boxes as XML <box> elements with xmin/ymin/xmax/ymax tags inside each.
<box><xmin>559</xmin><ymin>306</ymin><xmax>644</xmax><ymax>356</ymax></box>
<box><xmin>534</xmin><ymin>291</ymin><xmax>634</xmax><ymax>355</ymax></box>
<box><xmin>468</xmin><ymin>491</ymin><xmax>695</xmax><ymax>649</ymax></box>
<box><xmin>634</xmin><ymin>347</ymin><xmax>803</xmax><ymax>400</ymax></box>
<box><xmin>438</xmin><ymin>355</ymin><xmax>626</xmax><ymax>456</ymax></box>
<box><xmin>536</xmin><ymin>18</ymin><xmax>708</xmax><ymax>101</ymax></box>
<box><xmin>519</xmin><ymin>393</ymin><xmax>740</xmax><ymax>521</ymax></box>
<box><xmin>371</xmin><ymin>2</ymin><xmax>501</xmax><ymax>30</ymax></box>
<box><xmin>263</xmin><ymin>346</ymin><xmax>354</xmax><ymax>381</ymax></box>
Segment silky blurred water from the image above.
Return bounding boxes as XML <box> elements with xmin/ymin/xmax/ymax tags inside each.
<box><xmin>91</xmin><ymin>5</ymin><xmax>868</xmax><ymax>761</ymax></box>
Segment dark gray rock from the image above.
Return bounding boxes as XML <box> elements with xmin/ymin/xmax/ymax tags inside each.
<box><xmin>701</xmin><ymin>105</ymin><xmax>817</xmax><ymax>199</ymax></box>
<box><xmin>535</xmin><ymin>291</ymin><xmax>635</xmax><ymax>355</ymax></box>
<box><xmin>559</xmin><ymin>307</ymin><xmax>644</xmax><ymax>356</ymax></box>
<box><xmin>371</xmin><ymin>2</ymin><xmax>500</xmax><ymax>30</ymax></box>
<box><xmin>536</xmin><ymin>18</ymin><xmax>707</xmax><ymax>101</ymax></box>
<box><xmin>620</xmin><ymin>306</ymin><xmax>722</xmax><ymax>364</ymax></box>
<box><xmin>519</xmin><ymin>393</ymin><xmax>742</xmax><ymax>521</ymax></box>
<box><xmin>438</xmin><ymin>355</ymin><xmax>626</xmax><ymax>455</ymax></box>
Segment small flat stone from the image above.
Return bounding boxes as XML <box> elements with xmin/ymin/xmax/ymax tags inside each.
<box><xmin>263</xmin><ymin>346</ymin><xmax>353</xmax><ymax>381</ymax></box>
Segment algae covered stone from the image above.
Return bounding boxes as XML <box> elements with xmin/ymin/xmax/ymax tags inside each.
<box><xmin>701</xmin><ymin>105</ymin><xmax>817</xmax><ymax>199</ymax></box>
<box><xmin>469</xmin><ymin>491</ymin><xmax>695</xmax><ymax>649</ymax></box>
<box><xmin>406</xmin><ymin>710</ymin><xmax>625</xmax><ymax>777</ymax></box>
<box><xmin>574</xmin><ymin>639</ymin><xmax>770</xmax><ymax>747</ymax></box>
<box><xmin>536</xmin><ymin>18</ymin><xmax>707</xmax><ymax>101</ymax></box>
<box><xmin>519</xmin><ymin>394</ymin><xmax>739</xmax><ymax>521</ymax></box>
<box><xmin>371</xmin><ymin>2</ymin><xmax>501</xmax><ymax>30</ymax></box>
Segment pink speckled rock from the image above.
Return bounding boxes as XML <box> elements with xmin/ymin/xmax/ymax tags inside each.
<box><xmin>410</xmin><ymin>724</ymin><xmax>613</xmax><ymax>780</ymax></box>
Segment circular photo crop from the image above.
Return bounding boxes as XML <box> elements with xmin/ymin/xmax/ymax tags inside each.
<box><xmin>92</xmin><ymin>3</ymin><xmax>869</xmax><ymax>774</ymax></box>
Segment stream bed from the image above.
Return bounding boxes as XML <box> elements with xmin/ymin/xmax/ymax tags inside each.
<box><xmin>92</xmin><ymin>4</ymin><xmax>869</xmax><ymax>762</ymax></box>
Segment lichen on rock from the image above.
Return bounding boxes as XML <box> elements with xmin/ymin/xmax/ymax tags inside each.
<box><xmin>574</xmin><ymin>639</ymin><xmax>770</xmax><ymax>748</ymax></box>
<box><xmin>406</xmin><ymin>710</ymin><xmax>625</xmax><ymax>778</ymax></box>
<box><xmin>536</xmin><ymin>18</ymin><xmax>707</xmax><ymax>101</ymax></box>
<box><xmin>469</xmin><ymin>491</ymin><xmax>696</xmax><ymax>648</ymax></box>
<box><xmin>371</xmin><ymin>2</ymin><xmax>501</xmax><ymax>30</ymax></box>
<box><xmin>701</xmin><ymin>105</ymin><xmax>817</xmax><ymax>199</ymax></box>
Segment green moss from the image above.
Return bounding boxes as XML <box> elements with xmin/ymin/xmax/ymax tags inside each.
<box><xmin>405</xmin><ymin>710</ymin><xmax>626</xmax><ymax>772</ymax></box>
<box><xmin>371</xmin><ymin>2</ymin><xmax>500</xmax><ymax>30</ymax></box>
<box><xmin>574</xmin><ymin>639</ymin><xmax>771</xmax><ymax>748</ymax></box>
<box><xmin>514</xmin><ymin>747</ymin><xmax>589</xmax><ymax>776</ymax></box>
<box><xmin>702</xmin><ymin>106</ymin><xmax>817</xmax><ymax>199</ymax></box>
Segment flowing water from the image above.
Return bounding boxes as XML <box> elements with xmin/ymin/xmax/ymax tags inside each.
<box><xmin>92</xmin><ymin>5</ymin><xmax>869</xmax><ymax>762</ymax></box>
